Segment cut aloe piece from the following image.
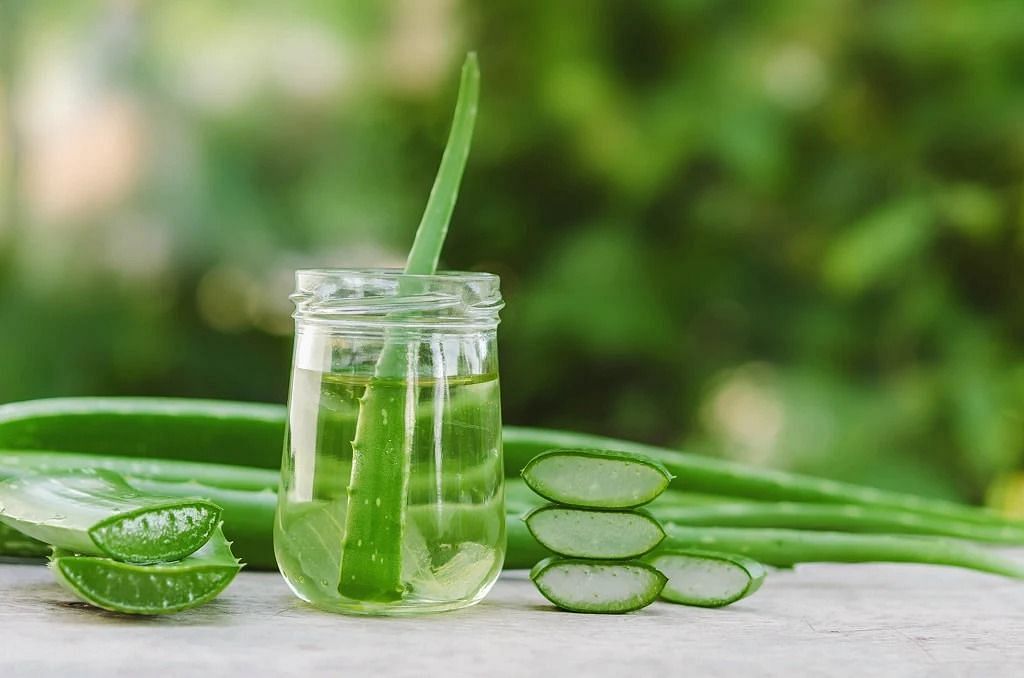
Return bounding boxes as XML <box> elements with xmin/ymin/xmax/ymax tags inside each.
<box><xmin>0</xmin><ymin>470</ymin><xmax>221</xmax><ymax>563</ymax></box>
<box><xmin>521</xmin><ymin>449</ymin><xmax>672</xmax><ymax>508</ymax></box>
<box><xmin>530</xmin><ymin>556</ymin><xmax>666</xmax><ymax>614</ymax></box>
<box><xmin>645</xmin><ymin>549</ymin><xmax>766</xmax><ymax>608</ymax></box>
<box><xmin>50</xmin><ymin>526</ymin><xmax>242</xmax><ymax>615</ymax></box>
<box><xmin>524</xmin><ymin>505</ymin><xmax>665</xmax><ymax>559</ymax></box>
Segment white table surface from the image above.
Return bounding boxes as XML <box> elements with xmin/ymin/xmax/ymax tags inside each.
<box><xmin>2</xmin><ymin>558</ymin><xmax>1023</xmax><ymax>677</ymax></box>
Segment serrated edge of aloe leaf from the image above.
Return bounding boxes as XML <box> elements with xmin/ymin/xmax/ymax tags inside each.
<box><xmin>522</xmin><ymin>504</ymin><xmax>666</xmax><ymax>559</ymax></box>
<box><xmin>88</xmin><ymin>498</ymin><xmax>223</xmax><ymax>564</ymax></box>
<box><xmin>521</xmin><ymin>448</ymin><xmax>674</xmax><ymax>508</ymax></box>
<box><xmin>645</xmin><ymin>548</ymin><xmax>766</xmax><ymax>607</ymax></box>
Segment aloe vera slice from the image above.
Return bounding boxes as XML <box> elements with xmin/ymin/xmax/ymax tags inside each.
<box><xmin>50</xmin><ymin>526</ymin><xmax>242</xmax><ymax>615</ymax></box>
<box><xmin>0</xmin><ymin>470</ymin><xmax>222</xmax><ymax>563</ymax></box>
<box><xmin>645</xmin><ymin>549</ymin><xmax>765</xmax><ymax>608</ymax></box>
<box><xmin>524</xmin><ymin>505</ymin><xmax>665</xmax><ymax>559</ymax></box>
<box><xmin>530</xmin><ymin>557</ymin><xmax>666</xmax><ymax>614</ymax></box>
<box><xmin>521</xmin><ymin>449</ymin><xmax>672</xmax><ymax>508</ymax></box>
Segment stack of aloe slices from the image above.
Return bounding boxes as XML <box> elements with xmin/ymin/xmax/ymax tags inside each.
<box><xmin>0</xmin><ymin>469</ymin><xmax>241</xmax><ymax>614</ymax></box>
<box><xmin>521</xmin><ymin>449</ymin><xmax>765</xmax><ymax>613</ymax></box>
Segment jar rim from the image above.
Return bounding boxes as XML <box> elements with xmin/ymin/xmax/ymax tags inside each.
<box><xmin>291</xmin><ymin>268</ymin><xmax>503</xmax><ymax>330</ymax></box>
<box><xmin>295</xmin><ymin>268</ymin><xmax>499</xmax><ymax>284</ymax></box>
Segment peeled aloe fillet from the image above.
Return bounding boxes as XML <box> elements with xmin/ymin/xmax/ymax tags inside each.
<box><xmin>51</xmin><ymin>526</ymin><xmax>242</xmax><ymax>615</ymax></box>
<box><xmin>521</xmin><ymin>449</ymin><xmax>672</xmax><ymax>509</ymax></box>
<box><xmin>530</xmin><ymin>557</ymin><xmax>666</xmax><ymax>614</ymax></box>
<box><xmin>645</xmin><ymin>549</ymin><xmax>766</xmax><ymax>608</ymax></box>
<box><xmin>0</xmin><ymin>470</ymin><xmax>222</xmax><ymax>563</ymax></box>
<box><xmin>524</xmin><ymin>505</ymin><xmax>665</xmax><ymax>559</ymax></box>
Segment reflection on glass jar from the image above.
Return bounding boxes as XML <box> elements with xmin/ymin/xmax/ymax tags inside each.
<box><xmin>275</xmin><ymin>269</ymin><xmax>505</xmax><ymax>615</ymax></box>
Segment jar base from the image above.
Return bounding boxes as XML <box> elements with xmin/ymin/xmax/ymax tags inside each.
<box><xmin>286</xmin><ymin>579</ymin><xmax>497</xmax><ymax>617</ymax></box>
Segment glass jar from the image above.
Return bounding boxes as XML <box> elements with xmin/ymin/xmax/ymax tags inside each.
<box><xmin>275</xmin><ymin>269</ymin><xmax>505</xmax><ymax>615</ymax></box>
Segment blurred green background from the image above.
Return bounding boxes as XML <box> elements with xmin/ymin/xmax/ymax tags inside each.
<box><xmin>2</xmin><ymin>0</ymin><xmax>1023</xmax><ymax>508</ymax></box>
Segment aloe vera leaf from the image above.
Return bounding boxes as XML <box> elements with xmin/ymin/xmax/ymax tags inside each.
<box><xmin>650</xmin><ymin>501</ymin><xmax>1024</xmax><ymax>545</ymax></box>
<box><xmin>0</xmin><ymin>397</ymin><xmax>285</xmax><ymax>469</ymax></box>
<box><xmin>661</xmin><ymin>524</ymin><xmax>1024</xmax><ymax>579</ymax></box>
<box><xmin>0</xmin><ymin>470</ymin><xmax>221</xmax><ymax>563</ymax></box>
<box><xmin>645</xmin><ymin>549</ymin><xmax>766</xmax><ymax>608</ymax></box>
<box><xmin>0</xmin><ymin>519</ymin><xmax>47</xmax><ymax>558</ymax></box>
<box><xmin>9</xmin><ymin>469</ymin><xmax>1024</xmax><ymax>583</ymax></box>
<box><xmin>0</xmin><ymin>449</ymin><xmax>279</xmax><ymax>492</ymax></box>
<box><xmin>404</xmin><ymin>52</ymin><xmax>481</xmax><ymax>276</ymax></box>
<box><xmin>5</xmin><ymin>448</ymin><xmax>1022</xmax><ymax>581</ymax></box>
<box><xmin>524</xmin><ymin>505</ymin><xmax>665</xmax><ymax>559</ymax></box>
<box><xmin>0</xmin><ymin>452</ymin><xmax>276</xmax><ymax>567</ymax></box>
<box><xmin>505</xmin><ymin>515</ymin><xmax>553</xmax><ymax>568</ymax></box>
<box><xmin>339</xmin><ymin>53</ymin><xmax>480</xmax><ymax>602</ymax></box>
<box><xmin>50</xmin><ymin>526</ymin><xmax>242</xmax><ymax>615</ymax></box>
<box><xmin>521</xmin><ymin>448</ymin><xmax>672</xmax><ymax>509</ymax></box>
<box><xmin>1</xmin><ymin>450</ymin><xmax>495</xmax><ymax>509</ymax></box>
<box><xmin>507</xmin><ymin>477</ymin><xmax>1024</xmax><ymax>545</ymax></box>
<box><xmin>0</xmin><ymin>451</ymin><xmax>499</xmax><ymax>569</ymax></box>
<box><xmin>530</xmin><ymin>557</ymin><xmax>666</xmax><ymax>614</ymax></box>
<box><xmin>6</xmin><ymin>396</ymin><xmax>1021</xmax><ymax>531</ymax></box>
<box><xmin>504</xmin><ymin>426</ymin><xmax>1024</xmax><ymax>529</ymax></box>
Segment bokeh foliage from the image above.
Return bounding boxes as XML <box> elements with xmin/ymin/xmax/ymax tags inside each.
<box><xmin>2</xmin><ymin>0</ymin><xmax>1023</xmax><ymax>503</ymax></box>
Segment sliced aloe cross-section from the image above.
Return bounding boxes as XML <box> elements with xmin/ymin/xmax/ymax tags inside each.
<box><xmin>645</xmin><ymin>549</ymin><xmax>766</xmax><ymax>608</ymax></box>
<box><xmin>51</xmin><ymin>525</ymin><xmax>242</xmax><ymax>615</ymax></box>
<box><xmin>524</xmin><ymin>505</ymin><xmax>665</xmax><ymax>559</ymax></box>
<box><xmin>0</xmin><ymin>470</ymin><xmax>221</xmax><ymax>563</ymax></box>
<box><xmin>521</xmin><ymin>449</ymin><xmax>672</xmax><ymax>509</ymax></box>
<box><xmin>530</xmin><ymin>557</ymin><xmax>666</xmax><ymax>614</ymax></box>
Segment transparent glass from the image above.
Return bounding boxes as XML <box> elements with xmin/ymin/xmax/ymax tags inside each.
<box><xmin>275</xmin><ymin>269</ymin><xmax>505</xmax><ymax>615</ymax></box>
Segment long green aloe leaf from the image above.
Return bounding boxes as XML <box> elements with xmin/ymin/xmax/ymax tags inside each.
<box><xmin>0</xmin><ymin>397</ymin><xmax>285</xmax><ymax>467</ymax></box>
<box><xmin>50</xmin><ymin>525</ymin><xmax>242</xmax><ymax>615</ymax></box>
<box><xmin>650</xmin><ymin>501</ymin><xmax>1024</xmax><ymax>544</ymax></box>
<box><xmin>4</xmin><ymin>398</ymin><xmax>1023</xmax><ymax>532</ymax></box>
<box><xmin>0</xmin><ymin>449</ymin><xmax>278</xmax><ymax>491</ymax></box>
<box><xmin>5</xmin><ymin>467</ymin><xmax>1024</xmax><ymax>583</ymax></box>
<box><xmin>503</xmin><ymin>427</ymin><xmax>1024</xmax><ymax>529</ymax></box>
<box><xmin>661</xmin><ymin>524</ymin><xmax>1024</xmax><ymax>580</ymax></box>
<box><xmin>0</xmin><ymin>519</ymin><xmax>47</xmax><ymax>558</ymax></box>
<box><xmin>339</xmin><ymin>52</ymin><xmax>480</xmax><ymax>602</ymax></box>
<box><xmin>0</xmin><ymin>470</ymin><xmax>222</xmax><ymax>563</ymax></box>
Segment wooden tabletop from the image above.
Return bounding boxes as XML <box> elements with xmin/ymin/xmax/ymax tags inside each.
<box><xmin>2</xmin><ymin>558</ymin><xmax>1022</xmax><ymax>677</ymax></box>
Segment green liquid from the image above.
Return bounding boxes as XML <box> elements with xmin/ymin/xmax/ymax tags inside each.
<box><xmin>274</xmin><ymin>369</ymin><xmax>505</xmax><ymax>614</ymax></box>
